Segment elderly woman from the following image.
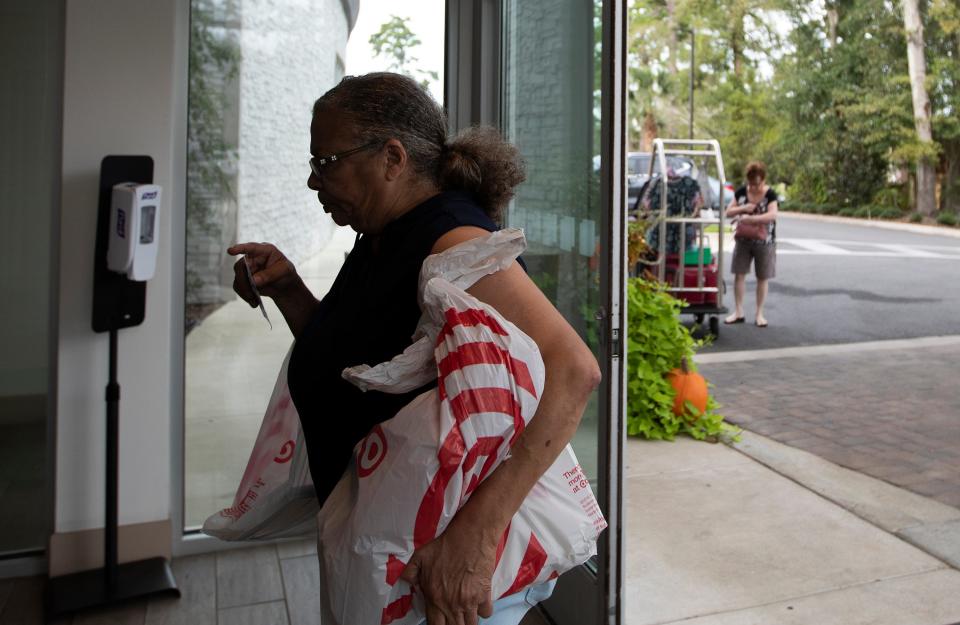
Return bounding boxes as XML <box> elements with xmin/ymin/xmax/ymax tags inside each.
<box><xmin>228</xmin><ymin>73</ymin><xmax>600</xmax><ymax>625</ymax></box>
<box><xmin>724</xmin><ymin>161</ymin><xmax>779</xmax><ymax>327</ymax></box>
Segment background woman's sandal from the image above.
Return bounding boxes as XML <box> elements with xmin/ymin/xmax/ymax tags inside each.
<box><xmin>724</xmin><ymin>316</ymin><xmax>745</xmax><ymax>324</ymax></box>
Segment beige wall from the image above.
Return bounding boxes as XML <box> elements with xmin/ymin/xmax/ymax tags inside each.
<box><xmin>53</xmin><ymin>0</ymin><xmax>188</xmax><ymax>572</ymax></box>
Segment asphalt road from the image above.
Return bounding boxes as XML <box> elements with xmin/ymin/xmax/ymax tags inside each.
<box><xmin>693</xmin><ymin>214</ymin><xmax>960</xmax><ymax>352</ymax></box>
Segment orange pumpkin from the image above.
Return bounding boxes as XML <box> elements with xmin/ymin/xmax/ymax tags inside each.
<box><xmin>666</xmin><ymin>357</ymin><xmax>708</xmax><ymax>420</ymax></box>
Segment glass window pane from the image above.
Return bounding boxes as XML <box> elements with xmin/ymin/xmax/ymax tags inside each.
<box><xmin>503</xmin><ymin>0</ymin><xmax>602</xmax><ymax>483</ymax></box>
<box><xmin>184</xmin><ymin>0</ymin><xmax>356</xmax><ymax>529</ymax></box>
<box><xmin>0</xmin><ymin>1</ymin><xmax>61</xmax><ymax>555</ymax></box>
<box><xmin>184</xmin><ymin>0</ymin><xmax>445</xmax><ymax>530</ymax></box>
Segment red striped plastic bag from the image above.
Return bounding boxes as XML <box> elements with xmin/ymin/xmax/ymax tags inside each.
<box><xmin>321</xmin><ymin>229</ymin><xmax>607</xmax><ymax>625</ymax></box>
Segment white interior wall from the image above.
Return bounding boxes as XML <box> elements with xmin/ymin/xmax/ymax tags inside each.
<box><xmin>56</xmin><ymin>0</ymin><xmax>187</xmax><ymax>534</ymax></box>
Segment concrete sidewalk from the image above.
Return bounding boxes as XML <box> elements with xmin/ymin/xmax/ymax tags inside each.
<box><xmin>624</xmin><ymin>212</ymin><xmax>960</xmax><ymax>622</ymax></box>
<box><xmin>624</xmin><ymin>432</ymin><xmax>960</xmax><ymax>624</ymax></box>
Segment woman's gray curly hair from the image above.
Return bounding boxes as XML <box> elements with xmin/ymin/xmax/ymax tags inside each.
<box><xmin>313</xmin><ymin>72</ymin><xmax>525</xmax><ymax>224</ymax></box>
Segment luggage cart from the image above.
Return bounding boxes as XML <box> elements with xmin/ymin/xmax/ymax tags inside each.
<box><xmin>642</xmin><ymin>139</ymin><xmax>729</xmax><ymax>337</ymax></box>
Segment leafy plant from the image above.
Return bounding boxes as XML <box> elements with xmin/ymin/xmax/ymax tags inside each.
<box><xmin>625</xmin><ymin>277</ymin><xmax>736</xmax><ymax>441</ymax></box>
<box><xmin>937</xmin><ymin>212</ymin><xmax>958</xmax><ymax>226</ymax></box>
<box><xmin>369</xmin><ymin>16</ymin><xmax>439</xmax><ymax>90</ymax></box>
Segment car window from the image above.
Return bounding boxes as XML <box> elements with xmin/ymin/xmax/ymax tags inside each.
<box><xmin>628</xmin><ymin>155</ymin><xmax>650</xmax><ymax>176</ymax></box>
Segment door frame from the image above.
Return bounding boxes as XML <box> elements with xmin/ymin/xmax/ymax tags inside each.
<box><xmin>444</xmin><ymin>1</ymin><xmax>627</xmax><ymax>622</ymax></box>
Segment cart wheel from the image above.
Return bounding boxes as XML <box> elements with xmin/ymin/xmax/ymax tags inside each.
<box><xmin>709</xmin><ymin>316</ymin><xmax>720</xmax><ymax>337</ymax></box>
<box><xmin>694</xmin><ymin>314</ymin><xmax>704</xmax><ymax>324</ymax></box>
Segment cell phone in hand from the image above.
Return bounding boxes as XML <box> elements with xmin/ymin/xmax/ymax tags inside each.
<box><xmin>243</xmin><ymin>258</ymin><xmax>273</xmax><ymax>330</ymax></box>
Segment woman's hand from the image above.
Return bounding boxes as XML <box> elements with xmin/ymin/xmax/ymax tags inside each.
<box><xmin>726</xmin><ymin>201</ymin><xmax>755</xmax><ymax>219</ymax></box>
<box><xmin>227</xmin><ymin>242</ymin><xmax>319</xmax><ymax>337</ymax></box>
<box><xmin>227</xmin><ymin>242</ymin><xmax>300</xmax><ymax>303</ymax></box>
<box><xmin>400</xmin><ymin>520</ymin><xmax>496</xmax><ymax>625</ymax></box>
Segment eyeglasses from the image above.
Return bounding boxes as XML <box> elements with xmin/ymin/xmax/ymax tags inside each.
<box><xmin>309</xmin><ymin>141</ymin><xmax>380</xmax><ymax>178</ymax></box>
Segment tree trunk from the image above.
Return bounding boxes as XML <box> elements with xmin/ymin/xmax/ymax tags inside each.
<box><xmin>641</xmin><ymin>111</ymin><xmax>659</xmax><ymax>152</ymax></box>
<box><xmin>901</xmin><ymin>0</ymin><xmax>937</xmax><ymax>217</ymax></box>
<box><xmin>730</xmin><ymin>7</ymin><xmax>745</xmax><ymax>82</ymax></box>
<box><xmin>942</xmin><ymin>139</ymin><xmax>960</xmax><ymax>213</ymax></box>
<box><xmin>826</xmin><ymin>3</ymin><xmax>839</xmax><ymax>47</ymax></box>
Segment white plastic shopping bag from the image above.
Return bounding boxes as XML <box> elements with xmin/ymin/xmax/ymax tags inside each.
<box><xmin>202</xmin><ymin>349</ymin><xmax>319</xmax><ymax>541</ymax></box>
<box><xmin>321</xmin><ymin>229</ymin><xmax>607</xmax><ymax>625</ymax></box>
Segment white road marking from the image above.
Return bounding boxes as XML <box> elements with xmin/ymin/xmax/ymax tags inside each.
<box><xmin>777</xmin><ymin>237</ymin><xmax>960</xmax><ymax>259</ymax></box>
<box><xmin>779</xmin><ymin>239</ymin><xmax>856</xmax><ymax>255</ymax></box>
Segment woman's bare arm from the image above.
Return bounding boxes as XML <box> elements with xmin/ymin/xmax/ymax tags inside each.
<box><xmin>400</xmin><ymin>226</ymin><xmax>601</xmax><ymax>625</ymax></box>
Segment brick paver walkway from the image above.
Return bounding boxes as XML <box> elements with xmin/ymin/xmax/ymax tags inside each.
<box><xmin>700</xmin><ymin>342</ymin><xmax>960</xmax><ymax>509</ymax></box>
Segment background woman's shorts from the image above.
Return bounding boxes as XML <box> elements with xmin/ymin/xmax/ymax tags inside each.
<box><xmin>731</xmin><ymin>239</ymin><xmax>776</xmax><ymax>279</ymax></box>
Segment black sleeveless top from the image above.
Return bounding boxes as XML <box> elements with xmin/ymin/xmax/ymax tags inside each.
<box><xmin>288</xmin><ymin>191</ymin><xmax>503</xmax><ymax>505</ymax></box>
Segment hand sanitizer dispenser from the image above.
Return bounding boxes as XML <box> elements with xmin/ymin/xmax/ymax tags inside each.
<box><xmin>107</xmin><ymin>183</ymin><xmax>161</xmax><ymax>281</ymax></box>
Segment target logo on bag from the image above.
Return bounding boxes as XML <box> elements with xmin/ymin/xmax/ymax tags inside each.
<box><xmin>273</xmin><ymin>440</ymin><xmax>295</xmax><ymax>463</ymax></box>
<box><xmin>357</xmin><ymin>425</ymin><xmax>388</xmax><ymax>477</ymax></box>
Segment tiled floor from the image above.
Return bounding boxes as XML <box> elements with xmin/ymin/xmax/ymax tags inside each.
<box><xmin>0</xmin><ymin>538</ymin><xmax>548</xmax><ymax>624</ymax></box>
<box><xmin>0</xmin><ymin>539</ymin><xmax>319</xmax><ymax>625</ymax></box>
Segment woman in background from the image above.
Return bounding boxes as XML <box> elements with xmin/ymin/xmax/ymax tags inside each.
<box><xmin>724</xmin><ymin>161</ymin><xmax>779</xmax><ymax>327</ymax></box>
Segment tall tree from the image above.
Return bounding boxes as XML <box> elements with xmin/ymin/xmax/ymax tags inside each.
<box><xmin>928</xmin><ymin>0</ymin><xmax>960</xmax><ymax>212</ymax></box>
<box><xmin>902</xmin><ymin>0</ymin><xmax>938</xmax><ymax>216</ymax></box>
<box><xmin>369</xmin><ymin>15</ymin><xmax>439</xmax><ymax>90</ymax></box>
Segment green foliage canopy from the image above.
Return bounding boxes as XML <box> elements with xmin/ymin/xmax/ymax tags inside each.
<box><xmin>369</xmin><ymin>15</ymin><xmax>439</xmax><ymax>91</ymax></box>
<box><xmin>627</xmin><ymin>0</ymin><xmax>960</xmax><ymax>213</ymax></box>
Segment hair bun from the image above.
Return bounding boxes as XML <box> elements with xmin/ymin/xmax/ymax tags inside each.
<box><xmin>439</xmin><ymin>127</ymin><xmax>526</xmax><ymax>224</ymax></box>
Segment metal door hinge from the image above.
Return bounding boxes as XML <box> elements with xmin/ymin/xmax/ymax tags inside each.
<box><xmin>596</xmin><ymin>307</ymin><xmax>622</xmax><ymax>358</ymax></box>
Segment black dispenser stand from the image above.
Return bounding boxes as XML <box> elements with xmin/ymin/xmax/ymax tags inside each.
<box><xmin>45</xmin><ymin>156</ymin><xmax>179</xmax><ymax>619</ymax></box>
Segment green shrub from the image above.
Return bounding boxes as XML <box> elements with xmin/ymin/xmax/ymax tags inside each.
<box><xmin>625</xmin><ymin>277</ymin><xmax>736</xmax><ymax>441</ymax></box>
<box><xmin>872</xmin><ymin>187</ymin><xmax>907</xmax><ymax>212</ymax></box>
<box><xmin>937</xmin><ymin>212</ymin><xmax>958</xmax><ymax>227</ymax></box>
<box><xmin>853</xmin><ymin>206</ymin><xmax>872</xmax><ymax>218</ymax></box>
<box><xmin>909</xmin><ymin>212</ymin><xmax>923</xmax><ymax>223</ymax></box>
<box><xmin>838</xmin><ymin>207</ymin><xmax>858</xmax><ymax>217</ymax></box>
<box><xmin>874</xmin><ymin>206</ymin><xmax>903</xmax><ymax>220</ymax></box>
<box><xmin>786</xmin><ymin>201</ymin><xmax>815</xmax><ymax>213</ymax></box>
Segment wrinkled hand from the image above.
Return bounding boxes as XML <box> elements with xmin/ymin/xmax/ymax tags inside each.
<box><xmin>400</xmin><ymin>524</ymin><xmax>497</xmax><ymax>625</ymax></box>
<box><xmin>226</xmin><ymin>242</ymin><xmax>300</xmax><ymax>307</ymax></box>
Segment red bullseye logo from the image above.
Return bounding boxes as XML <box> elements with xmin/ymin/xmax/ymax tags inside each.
<box><xmin>357</xmin><ymin>425</ymin><xmax>387</xmax><ymax>478</ymax></box>
<box><xmin>273</xmin><ymin>440</ymin><xmax>294</xmax><ymax>463</ymax></box>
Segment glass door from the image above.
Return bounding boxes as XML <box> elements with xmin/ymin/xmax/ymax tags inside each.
<box><xmin>0</xmin><ymin>0</ymin><xmax>62</xmax><ymax>559</ymax></box>
<box><xmin>181</xmin><ymin>0</ymin><xmax>447</xmax><ymax>536</ymax></box>
<box><xmin>502</xmin><ymin>0</ymin><xmax>625</xmax><ymax>623</ymax></box>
